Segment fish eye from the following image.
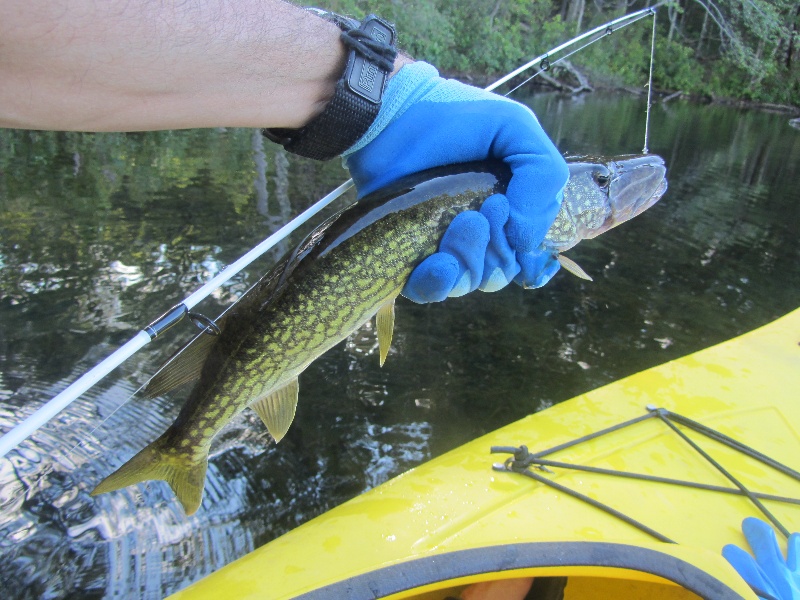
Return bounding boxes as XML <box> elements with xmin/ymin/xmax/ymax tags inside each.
<box><xmin>594</xmin><ymin>171</ymin><xmax>611</xmax><ymax>189</ymax></box>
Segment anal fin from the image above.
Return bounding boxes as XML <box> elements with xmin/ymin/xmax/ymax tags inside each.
<box><xmin>376</xmin><ymin>299</ymin><xmax>395</xmax><ymax>367</ymax></box>
<box><xmin>250</xmin><ymin>378</ymin><xmax>299</xmax><ymax>442</ymax></box>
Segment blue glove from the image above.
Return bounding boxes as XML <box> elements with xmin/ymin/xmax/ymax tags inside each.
<box><xmin>722</xmin><ymin>517</ymin><xmax>800</xmax><ymax>600</ymax></box>
<box><xmin>343</xmin><ymin>62</ymin><xmax>568</xmax><ymax>303</ymax></box>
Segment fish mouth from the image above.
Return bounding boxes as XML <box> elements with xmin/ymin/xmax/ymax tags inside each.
<box><xmin>609</xmin><ymin>154</ymin><xmax>667</xmax><ymax>218</ymax></box>
<box><xmin>583</xmin><ymin>154</ymin><xmax>667</xmax><ymax>240</ymax></box>
<box><xmin>650</xmin><ymin>177</ymin><xmax>668</xmax><ymax>205</ymax></box>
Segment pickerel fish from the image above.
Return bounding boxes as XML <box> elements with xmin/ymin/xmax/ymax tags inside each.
<box><xmin>91</xmin><ymin>154</ymin><xmax>667</xmax><ymax>515</ymax></box>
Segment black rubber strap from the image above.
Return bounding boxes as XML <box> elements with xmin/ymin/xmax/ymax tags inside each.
<box><xmin>263</xmin><ymin>13</ymin><xmax>396</xmax><ymax>161</ymax></box>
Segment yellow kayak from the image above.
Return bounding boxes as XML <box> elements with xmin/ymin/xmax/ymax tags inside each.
<box><xmin>172</xmin><ymin>308</ymin><xmax>800</xmax><ymax>600</ymax></box>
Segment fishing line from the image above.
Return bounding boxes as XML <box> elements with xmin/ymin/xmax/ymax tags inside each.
<box><xmin>503</xmin><ymin>10</ymin><xmax>655</xmax><ymax>98</ymax></box>
<box><xmin>28</xmin><ymin>383</ymin><xmax>146</xmax><ymax>487</ymax></box>
<box><xmin>643</xmin><ymin>9</ymin><xmax>658</xmax><ymax>154</ymax></box>
<box><xmin>503</xmin><ymin>36</ymin><xmax>600</xmax><ymax>97</ymax></box>
<box><xmin>485</xmin><ymin>1</ymin><xmax>667</xmax><ymax>93</ymax></box>
<box><xmin>0</xmin><ymin>3</ymin><xmax>667</xmax><ymax>460</ymax></box>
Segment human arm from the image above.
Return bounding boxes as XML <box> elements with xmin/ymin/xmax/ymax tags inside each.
<box><xmin>0</xmin><ymin>0</ymin><xmax>352</xmax><ymax>131</ymax></box>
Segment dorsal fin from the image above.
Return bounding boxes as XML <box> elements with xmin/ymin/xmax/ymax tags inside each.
<box><xmin>143</xmin><ymin>332</ymin><xmax>219</xmax><ymax>398</ymax></box>
<box><xmin>141</xmin><ymin>256</ymin><xmax>294</xmax><ymax>399</ymax></box>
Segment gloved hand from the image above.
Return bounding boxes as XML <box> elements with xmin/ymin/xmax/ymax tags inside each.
<box><xmin>343</xmin><ymin>62</ymin><xmax>569</xmax><ymax>303</ymax></box>
<box><xmin>722</xmin><ymin>517</ymin><xmax>800</xmax><ymax>600</ymax></box>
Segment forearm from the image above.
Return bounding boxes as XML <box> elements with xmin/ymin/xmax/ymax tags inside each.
<box><xmin>0</xmin><ymin>0</ymin><xmax>352</xmax><ymax>131</ymax></box>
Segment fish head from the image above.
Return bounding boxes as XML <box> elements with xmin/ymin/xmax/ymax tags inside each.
<box><xmin>602</xmin><ymin>153</ymin><xmax>667</xmax><ymax>235</ymax></box>
<box><xmin>547</xmin><ymin>154</ymin><xmax>667</xmax><ymax>251</ymax></box>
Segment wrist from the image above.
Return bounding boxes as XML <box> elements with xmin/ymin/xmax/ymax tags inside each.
<box><xmin>390</xmin><ymin>53</ymin><xmax>415</xmax><ymax>78</ymax></box>
<box><xmin>264</xmin><ymin>13</ymin><xmax>398</xmax><ymax>161</ymax></box>
<box><xmin>274</xmin><ymin>14</ymin><xmax>347</xmax><ymax>129</ymax></box>
<box><xmin>342</xmin><ymin>61</ymin><xmax>439</xmax><ymax>160</ymax></box>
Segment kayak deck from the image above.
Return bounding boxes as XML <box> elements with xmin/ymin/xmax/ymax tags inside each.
<box><xmin>173</xmin><ymin>308</ymin><xmax>800</xmax><ymax>600</ymax></box>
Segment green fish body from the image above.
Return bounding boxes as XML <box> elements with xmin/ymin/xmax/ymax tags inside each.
<box><xmin>92</xmin><ymin>155</ymin><xmax>667</xmax><ymax>515</ymax></box>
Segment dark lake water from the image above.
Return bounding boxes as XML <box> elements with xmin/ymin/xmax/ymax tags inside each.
<box><xmin>1</xmin><ymin>91</ymin><xmax>799</xmax><ymax>598</ymax></box>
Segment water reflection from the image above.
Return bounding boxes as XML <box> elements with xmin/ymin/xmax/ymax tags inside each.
<box><xmin>1</xmin><ymin>94</ymin><xmax>799</xmax><ymax>597</ymax></box>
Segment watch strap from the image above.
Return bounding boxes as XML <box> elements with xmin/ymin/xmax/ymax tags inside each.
<box><xmin>263</xmin><ymin>13</ymin><xmax>396</xmax><ymax>161</ymax></box>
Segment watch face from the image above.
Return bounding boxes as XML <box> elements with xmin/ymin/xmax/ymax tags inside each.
<box><xmin>345</xmin><ymin>17</ymin><xmax>395</xmax><ymax>104</ymax></box>
<box><xmin>348</xmin><ymin>58</ymin><xmax>385</xmax><ymax>104</ymax></box>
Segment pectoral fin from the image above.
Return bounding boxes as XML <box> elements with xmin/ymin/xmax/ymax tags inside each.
<box><xmin>376</xmin><ymin>299</ymin><xmax>395</xmax><ymax>367</ymax></box>
<box><xmin>250</xmin><ymin>378</ymin><xmax>299</xmax><ymax>442</ymax></box>
<box><xmin>557</xmin><ymin>254</ymin><xmax>594</xmax><ymax>281</ymax></box>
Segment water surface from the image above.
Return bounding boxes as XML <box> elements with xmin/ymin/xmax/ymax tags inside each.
<box><xmin>1</xmin><ymin>93</ymin><xmax>798</xmax><ymax>598</ymax></box>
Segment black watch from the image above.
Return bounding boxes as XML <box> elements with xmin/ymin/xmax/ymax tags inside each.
<box><xmin>263</xmin><ymin>12</ymin><xmax>397</xmax><ymax>161</ymax></box>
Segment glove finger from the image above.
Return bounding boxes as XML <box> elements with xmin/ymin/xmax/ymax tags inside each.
<box><xmin>787</xmin><ymin>534</ymin><xmax>800</xmax><ymax>590</ymax></box>
<box><xmin>514</xmin><ymin>250</ymin><xmax>561</xmax><ymax>289</ymax></box>
<box><xmin>488</xmin><ymin>102</ymin><xmax>568</xmax><ymax>253</ymax></box>
<box><xmin>743</xmin><ymin>518</ymin><xmax>798</xmax><ymax>599</ymax></box>
<box><xmin>478</xmin><ymin>194</ymin><xmax>519</xmax><ymax>292</ymax></box>
<box><xmin>438</xmin><ymin>210</ymin><xmax>490</xmax><ymax>297</ymax></box>
<box><xmin>402</xmin><ymin>252</ymin><xmax>460</xmax><ymax>304</ymax></box>
<box><xmin>787</xmin><ymin>533</ymin><xmax>800</xmax><ymax>572</ymax></box>
<box><xmin>723</xmin><ymin>544</ymin><xmax>780</xmax><ymax>600</ymax></box>
<box><xmin>744</xmin><ymin>518</ymin><xmax>786</xmax><ymax>565</ymax></box>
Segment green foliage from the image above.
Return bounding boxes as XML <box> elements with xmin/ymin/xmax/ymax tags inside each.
<box><xmin>317</xmin><ymin>0</ymin><xmax>557</xmax><ymax>74</ymax></box>
<box><xmin>438</xmin><ymin>0</ymin><xmax>555</xmax><ymax>73</ymax></box>
<box><xmin>310</xmin><ymin>0</ymin><xmax>798</xmax><ymax>106</ymax></box>
<box><xmin>656</xmin><ymin>40</ymin><xmax>706</xmax><ymax>95</ymax></box>
<box><xmin>577</xmin><ymin>35</ymin><xmax>704</xmax><ymax>95</ymax></box>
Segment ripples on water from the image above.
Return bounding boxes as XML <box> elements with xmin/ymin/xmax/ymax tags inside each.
<box><xmin>1</xmin><ymin>96</ymin><xmax>799</xmax><ymax>597</ymax></box>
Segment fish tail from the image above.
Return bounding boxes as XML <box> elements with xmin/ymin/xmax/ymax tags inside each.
<box><xmin>91</xmin><ymin>432</ymin><xmax>208</xmax><ymax>516</ymax></box>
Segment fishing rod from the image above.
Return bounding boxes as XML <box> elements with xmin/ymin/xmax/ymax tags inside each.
<box><xmin>0</xmin><ymin>3</ymin><xmax>664</xmax><ymax>460</ymax></box>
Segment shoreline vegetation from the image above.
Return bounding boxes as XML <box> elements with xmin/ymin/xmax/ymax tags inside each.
<box><xmin>318</xmin><ymin>0</ymin><xmax>800</xmax><ymax>114</ymax></box>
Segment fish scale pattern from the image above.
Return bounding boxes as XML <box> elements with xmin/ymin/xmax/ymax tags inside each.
<box><xmin>174</xmin><ymin>190</ymin><xmax>487</xmax><ymax>450</ymax></box>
